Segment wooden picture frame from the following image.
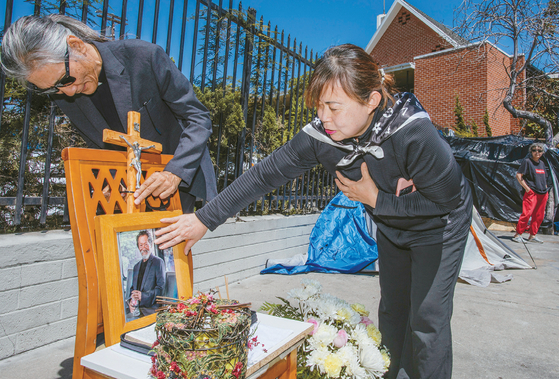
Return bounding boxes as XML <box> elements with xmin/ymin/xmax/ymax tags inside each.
<box><xmin>94</xmin><ymin>211</ymin><xmax>193</xmax><ymax>346</ymax></box>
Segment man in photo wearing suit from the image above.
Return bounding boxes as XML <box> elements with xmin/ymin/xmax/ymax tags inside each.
<box><xmin>1</xmin><ymin>14</ymin><xmax>218</xmax><ymax>212</ymax></box>
<box><xmin>128</xmin><ymin>230</ymin><xmax>165</xmax><ymax>317</ymax></box>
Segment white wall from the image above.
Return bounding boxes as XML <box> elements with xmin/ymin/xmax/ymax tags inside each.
<box><xmin>0</xmin><ymin>213</ymin><xmax>318</xmax><ymax>360</ymax></box>
<box><xmin>0</xmin><ymin>231</ymin><xmax>77</xmax><ymax>360</ymax></box>
<box><xmin>192</xmin><ymin>214</ymin><xmax>318</xmax><ymax>292</ymax></box>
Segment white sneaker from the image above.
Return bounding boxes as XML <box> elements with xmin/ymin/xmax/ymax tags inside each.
<box><xmin>528</xmin><ymin>236</ymin><xmax>544</xmax><ymax>244</ymax></box>
<box><xmin>511</xmin><ymin>236</ymin><xmax>525</xmax><ymax>243</ymax></box>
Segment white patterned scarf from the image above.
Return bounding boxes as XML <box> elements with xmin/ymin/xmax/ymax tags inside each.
<box><xmin>302</xmin><ymin>92</ymin><xmax>430</xmax><ymax>167</ymax></box>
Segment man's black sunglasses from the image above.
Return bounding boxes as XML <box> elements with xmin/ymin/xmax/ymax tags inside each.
<box><xmin>29</xmin><ymin>45</ymin><xmax>76</xmax><ymax>95</ymax></box>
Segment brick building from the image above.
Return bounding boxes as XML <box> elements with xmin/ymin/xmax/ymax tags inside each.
<box><xmin>365</xmin><ymin>0</ymin><xmax>524</xmax><ymax>136</ymax></box>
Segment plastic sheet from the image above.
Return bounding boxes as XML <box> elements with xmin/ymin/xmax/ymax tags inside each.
<box><xmin>261</xmin><ymin>192</ymin><xmax>377</xmax><ymax>275</ymax></box>
<box><xmin>444</xmin><ymin>134</ymin><xmax>559</xmax><ymax>224</ymax></box>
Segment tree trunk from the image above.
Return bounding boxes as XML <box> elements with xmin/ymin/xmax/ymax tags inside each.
<box><xmin>503</xmin><ymin>97</ymin><xmax>555</xmax><ymax>146</ymax></box>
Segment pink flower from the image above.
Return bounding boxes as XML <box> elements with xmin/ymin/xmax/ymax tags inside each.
<box><xmin>232</xmin><ymin>362</ymin><xmax>244</xmax><ymax>378</ymax></box>
<box><xmin>306</xmin><ymin>318</ymin><xmax>319</xmax><ymax>335</ymax></box>
<box><xmin>333</xmin><ymin>329</ymin><xmax>348</xmax><ymax>348</ymax></box>
<box><xmin>149</xmin><ymin>364</ymin><xmax>157</xmax><ymax>376</ymax></box>
<box><xmin>360</xmin><ymin>316</ymin><xmax>374</xmax><ymax>326</ymax></box>
<box><xmin>206</xmin><ymin>303</ymin><xmax>218</xmax><ymax>314</ymax></box>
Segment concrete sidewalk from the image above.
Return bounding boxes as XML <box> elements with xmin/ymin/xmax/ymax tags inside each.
<box><xmin>1</xmin><ymin>230</ymin><xmax>558</xmax><ymax>378</ymax></box>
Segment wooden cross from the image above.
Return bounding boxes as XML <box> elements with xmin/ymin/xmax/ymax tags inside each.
<box><xmin>103</xmin><ymin>111</ymin><xmax>162</xmax><ymax>213</ymax></box>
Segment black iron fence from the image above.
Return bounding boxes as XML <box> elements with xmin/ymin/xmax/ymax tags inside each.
<box><xmin>0</xmin><ymin>0</ymin><xmax>337</xmax><ymax>231</ymax></box>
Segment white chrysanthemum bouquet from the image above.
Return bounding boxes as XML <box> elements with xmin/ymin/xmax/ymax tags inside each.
<box><xmin>260</xmin><ymin>279</ymin><xmax>389</xmax><ymax>379</ymax></box>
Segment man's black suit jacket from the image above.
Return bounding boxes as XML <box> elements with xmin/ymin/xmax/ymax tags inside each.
<box><xmin>53</xmin><ymin>39</ymin><xmax>217</xmax><ymax>202</ymax></box>
<box><xmin>130</xmin><ymin>253</ymin><xmax>166</xmax><ymax>314</ymax></box>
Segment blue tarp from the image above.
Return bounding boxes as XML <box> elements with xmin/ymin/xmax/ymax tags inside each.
<box><xmin>261</xmin><ymin>192</ymin><xmax>378</xmax><ymax>275</ymax></box>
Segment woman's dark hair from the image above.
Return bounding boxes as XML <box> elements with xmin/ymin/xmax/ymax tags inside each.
<box><xmin>305</xmin><ymin>44</ymin><xmax>396</xmax><ymax>110</ymax></box>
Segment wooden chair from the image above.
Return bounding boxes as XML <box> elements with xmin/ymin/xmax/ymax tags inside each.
<box><xmin>62</xmin><ymin>147</ymin><xmax>191</xmax><ymax>379</ymax></box>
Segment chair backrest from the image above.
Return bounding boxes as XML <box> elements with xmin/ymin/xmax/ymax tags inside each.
<box><xmin>62</xmin><ymin>147</ymin><xmax>183</xmax><ymax>379</ymax></box>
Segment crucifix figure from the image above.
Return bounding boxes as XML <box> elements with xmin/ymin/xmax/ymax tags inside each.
<box><xmin>119</xmin><ymin>136</ymin><xmax>155</xmax><ymax>189</ymax></box>
<box><xmin>103</xmin><ymin>111</ymin><xmax>162</xmax><ymax>212</ymax></box>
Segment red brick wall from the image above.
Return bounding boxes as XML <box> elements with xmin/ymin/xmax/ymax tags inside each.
<box><xmin>414</xmin><ymin>44</ymin><xmax>523</xmax><ymax>136</ymax></box>
<box><xmin>485</xmin><ymin>46</ymin><xmax>517</xmax><ymax>136</ymax></box>
<box><xmin>415</xmin><ymin>47</ymin><xmax>487</xmax><ymax>133</ymax></box>
<box><xmin>370</xmin><ymin>9</ymin><xmax>452</xmax><ymax>67</ymax></box>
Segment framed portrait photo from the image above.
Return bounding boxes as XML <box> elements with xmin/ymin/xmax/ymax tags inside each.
<box><xmin>94</xmin><ymin>211</ymin><xmax>193</xmax><ymax>346</ymax></box>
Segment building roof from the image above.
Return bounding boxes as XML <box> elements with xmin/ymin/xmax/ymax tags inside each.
<box><xmin>365</xmin><ymin>0</ymin><xmax>469</xmax><ymax>54</ymax></box>
<box><xmin>404</xmin><ymin>1</ymin><xmax>469</xmax><ymax>46</ymax></box>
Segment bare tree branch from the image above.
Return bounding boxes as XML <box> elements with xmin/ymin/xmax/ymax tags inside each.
<box><xmin>455</xmin><ymin>0</ymin><xmax>559</xmax><ymax>145</ymax></box>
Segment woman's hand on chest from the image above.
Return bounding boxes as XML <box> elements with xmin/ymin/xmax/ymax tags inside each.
<box><xmin>335</xmin><ymin>162</ymin><xmax>378</xmax><ymax>208</ymax></box>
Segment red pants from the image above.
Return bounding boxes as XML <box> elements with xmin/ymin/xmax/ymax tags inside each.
<box><xmin>516</xmin><ymin>190</ymin><xmax>548</xmax><ymax>235</ymax></box>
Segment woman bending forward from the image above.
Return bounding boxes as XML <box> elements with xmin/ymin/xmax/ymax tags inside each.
<box><xmin>156</xmin><ymin>44</ymin><xmax>472</xmax><ymax>379</ymax></box>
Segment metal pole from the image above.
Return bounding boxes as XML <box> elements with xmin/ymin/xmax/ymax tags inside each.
<box><xmin>280</xmin><ymin>35</ymin><xmax>292</xmax><ymax>211</ymax></box>
<box><xmin>260</xmin><ymin>21</ymin><xmax>271</xmax><ymax>120</ymax></box>
<box><xmin>222</xmin><ymin>0</ymin><xmax>233</xmax><ymax>92</ymax></box>
<box><xmin>286</xmin><ymin>37</ymin><xmax>296</xmax><ymax>141</ymax></box>
<box><xmin>152</xmin><ymin>0</ymin><xmax>161</xmax><ymax>43</ymax></box>
<box><xmin>214</xmin><ymin>0</ymin><xmax>233</xmax><ymax>179</ymax></box>
<box><xmin>34</xmin><ymin>0</ymin><xmax>41</xmax><ymax>16</ymax></box>
<box><xmin>165</xmin><ymin>0</ymin><xmax>175</xmax><ymax>54</ymax></box>
<box><xmin>249</xmin><ymin>17</ymin><xmax>263</xmax><ymax>211</ymax></box>
<box><xmin>100</xmin><ymin>0</ymin><xmax>109</xmax><ymax>36</ymax></box>
<box><xmin>59</xmin><ymin>0</ymin><xmax>66</xmax><ymax>15</ymax></box>
<box><xmin>0</xmin><ymin>0</ymin><xmax>15</xmax><ymax>129</ymax></box>
<box><xmin>137</xmin><ymin>0</ymin><xmax>145</xmax><ymax>38</ymax></box>
<box><xmin>268</xmin><ymin>26</ymin><xmax>278</xmax><ymax>109</ymax></box>
<box><xmin>211</xmin><ymin>0</ymin><xmax>222</xmax><ymax>90</ymax></box>
<box><xmin>200</xmin><ymin>0</ymin><xmax>212</xmax><ymax>90</ymax></box>
<box><xmin>231</xmin><ymin>1</ymin><xmax>242</xmax><ymax>90</ymax></box>
<box><xmin>223</xmin><ymin>146</ymin><xmax>230</xmax><ymax>188</ymax></box>
<box><xmin>40</xmin><ymin>103</ymin><xmax>56</xmax><ymax>224</ymax></box>
<box><xmin>81</xmin><ymin>0</ymin><xmax>88</xmax><ymax>23</ymax></box>
<box><xmin>178</xmin><ymin>0</ymin><xmax>189</xmax><ymax>71</ymax></box>
<box><xmin>120</xmin><ymin>0</ymin><xmax>128</xmax><ymax>39</ymax></box>
<box><xmin>236</xmin><ymin>7</ymin><xmax>255</xmax><ymax>179</ymax></box>
<box><xmin>15</xmin><ymin>90</ymin><xmax>33</xmax><ymax>226</ymax></box>
<box><xmin>294</xmin><ymin>43</ymin><xmax>302</xmax><ymax>134</ymax></box>
<box><xmin>189</xmin><ymin>0</ymin><xmax>201</xmax><ymax>83</ymax></box>
<box><xmin>275</xmin><ymin>30</ymin><xmax>284</xmax><ymax>211</ymax></box>
<box><xmin>248</xmin><ymin>17</ymin><xmax>262</xmax><ymax>172</ymax></box>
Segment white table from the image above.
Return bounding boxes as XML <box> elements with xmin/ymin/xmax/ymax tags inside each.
<box><xmin>81</xmin><ymin>313</ymin><xmax>313</xmax><ymax>379</ymax></box>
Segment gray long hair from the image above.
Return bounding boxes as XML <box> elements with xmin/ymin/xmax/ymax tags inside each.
<box><xmin>1</xmin><ymin>15</ymin><xmax>106</xmax><ymax>84</ymax></box>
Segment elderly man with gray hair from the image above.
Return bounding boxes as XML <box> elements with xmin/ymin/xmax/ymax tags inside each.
<box><xmin>1</xmin><ymin>14</ymin><xmax>217</xmax><ymax>212</ymax></box>
<box><xmin>512</xmin><ymin>142</ymin><xmax>549</xmax><ymax>244</ymax></box>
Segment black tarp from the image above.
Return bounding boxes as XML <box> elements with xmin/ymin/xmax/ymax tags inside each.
<box><xmin>443</xmin><ymin>134</ymin><xmax>559</xmax><ymax>227</ymax></box>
